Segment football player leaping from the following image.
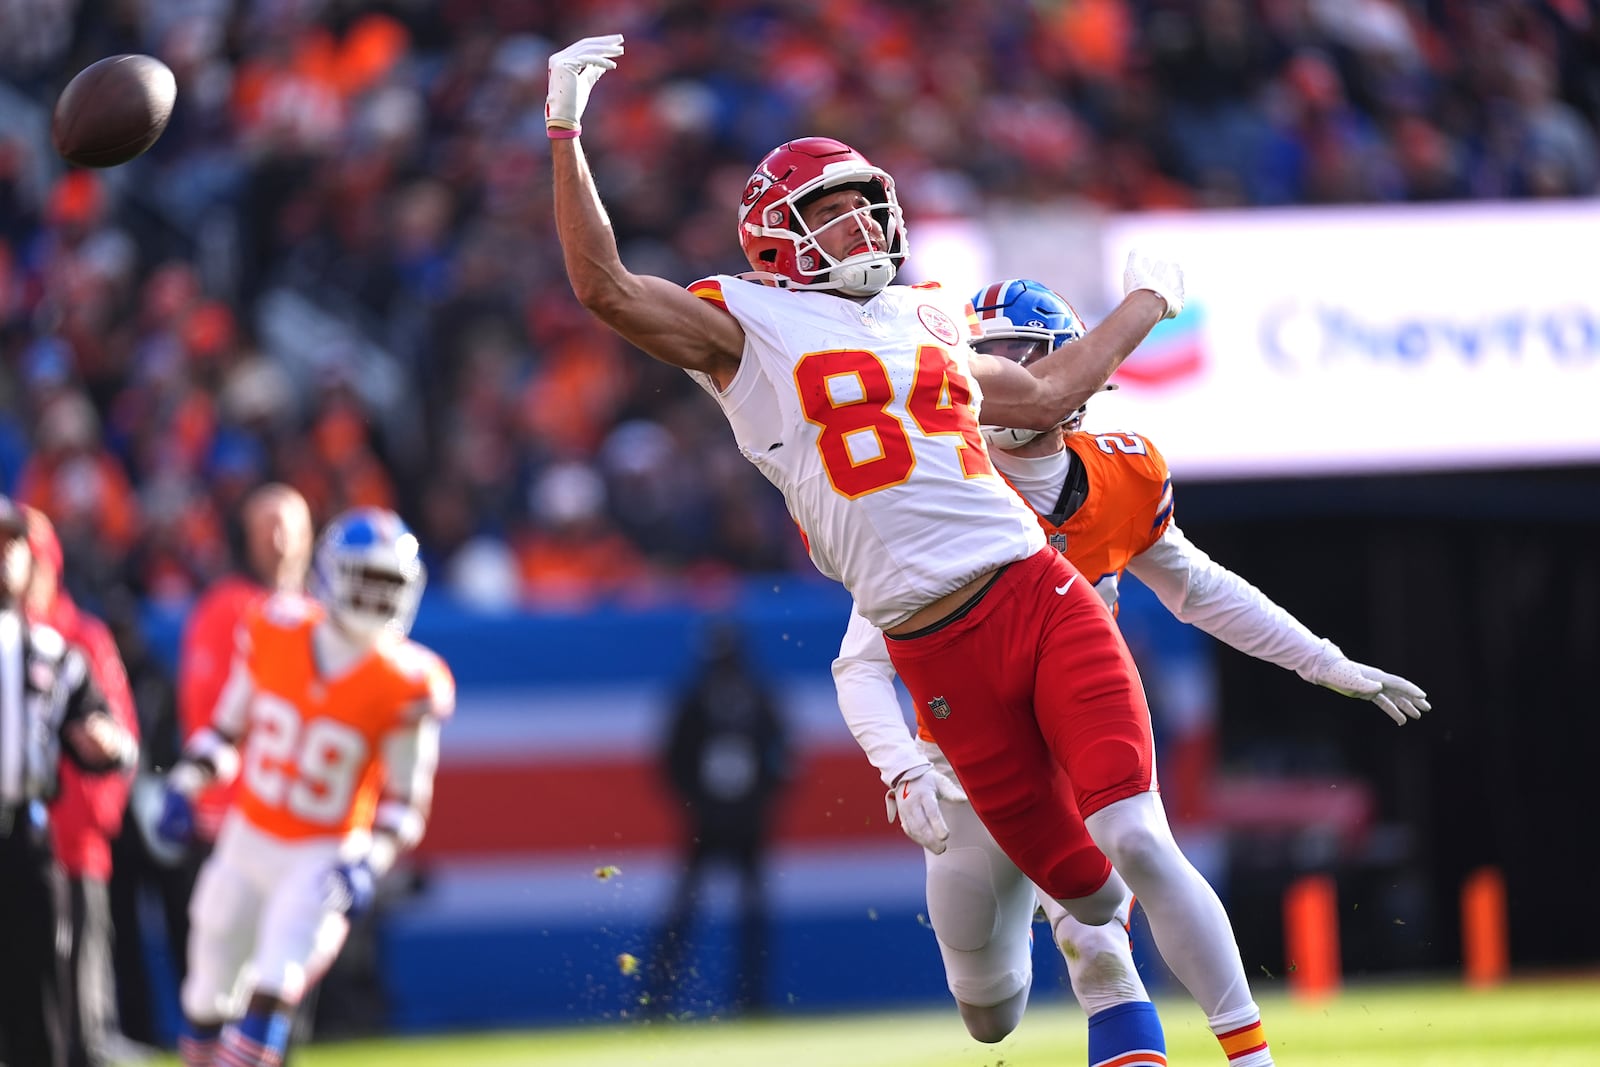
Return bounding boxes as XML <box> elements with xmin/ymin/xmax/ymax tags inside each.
<box><xmin>833</xmin><ymin>280</ymin><xmax>1429</xmax><ymax>1067</ymax></box>
<box><xmin>157</xmin><ymin>508</ymin><xmax>454</xmax><ymax>1067</ymax></box>
<box><xmin>549</xmin><ymin>30</ymin><xmax>1288</xmax><ymax>1065</ymax></box>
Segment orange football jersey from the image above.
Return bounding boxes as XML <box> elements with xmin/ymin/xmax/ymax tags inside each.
<box><xmin>231</xmin><ymin>597</ymin><xmax>455</xmax><ymax>840</ymax></box>
<box><xmin>1010</xmin><ymin>430</ymin><xmax>1174</xmax><ymax>610</ymax></box>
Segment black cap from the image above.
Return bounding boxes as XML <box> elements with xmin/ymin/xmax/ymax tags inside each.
<box><xmin>0</xmin><ymin>496</ymin><xmax>26</xmax><ymax>537</ymax></box>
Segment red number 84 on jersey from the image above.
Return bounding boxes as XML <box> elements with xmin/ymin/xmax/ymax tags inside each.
<box><xmin>795</xmin><ymin>345</ymin><xmax>994</xmax><ymax>499</ymax></box>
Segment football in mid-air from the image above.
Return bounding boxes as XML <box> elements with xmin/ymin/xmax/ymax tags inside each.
<box><xmin>51</xmin><ymin>54</ymin><xmax>176</xmax><ymax>168</ymax></box>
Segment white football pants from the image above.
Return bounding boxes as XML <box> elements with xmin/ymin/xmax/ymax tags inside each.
<box><xmin>182</xmin><ymin>814</ymin><xmax>365</xmax><ymax>1022</ymax></box>
<box><xmin>921</xmin><ymin>744</ymin><xmax>1151</xmax><ymax>1018</ymax></box>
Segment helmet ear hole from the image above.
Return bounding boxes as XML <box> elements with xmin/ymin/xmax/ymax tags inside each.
<box><xmin>759</xmin><ymin>249</ymin><xmax>777</xmax><ymax>264</ymax></box>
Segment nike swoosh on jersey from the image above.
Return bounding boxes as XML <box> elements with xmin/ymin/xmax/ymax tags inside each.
<box><xmin>1055</xmin><ymin>576</ymin><xmax>1078</xmax><ymax>595</ymax></box>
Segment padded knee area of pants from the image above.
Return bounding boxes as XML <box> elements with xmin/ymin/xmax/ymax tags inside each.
<box><xmin>1054</xmin><ymin>915</ymin><xmax>1147</xmax><ymax>1015</ymax></box>
<box><xmin>1056</xmin><ymin>873</ymin><xmax>1125</xmax><ymax>928</ymax></box>
<box><xmin>1092</xmin><ymin>811</ymin><xmax>1175</xmax><ymax>885</ymax></box>
<box><xmin>958</xmin><ymin>986</ymin><xmax>1028</xmax><ymax>1044</ymax></box>
<box><xmin>927</xmin><ymin>849</ymin><xmax>1003</xmax><ymax>953</ymax></box>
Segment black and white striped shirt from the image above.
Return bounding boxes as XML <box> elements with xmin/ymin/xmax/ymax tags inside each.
<box><xmin>0</xmin><ymin>608</ymin><xmax>116</xmax><ymax>816</ymax></box>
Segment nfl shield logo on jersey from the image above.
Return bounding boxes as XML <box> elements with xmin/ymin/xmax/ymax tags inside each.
<box><xmin>1049</xmin><ymin>532</ymin><xmax>1068</xmax><ymax>554</ymax></box>
<box><xmin>928</xmin><ymin>696</ymin><xmax>951</xmax><ymax>719</ymax></box>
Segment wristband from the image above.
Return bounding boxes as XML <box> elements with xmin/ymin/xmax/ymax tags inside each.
<box><xmin>548</xmin><ymin>126</ymin><xmax>580</xmax><ymax>140</ymax></box>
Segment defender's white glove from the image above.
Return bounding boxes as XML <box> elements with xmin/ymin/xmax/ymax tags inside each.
<box><xmin>886</xmin><ymin>764</ymin><xmax>967</xmax><ymax>855</ymax></box>
<box><xmin>1303</xmin><ymin>652</ymin><xmax>1431</xmax><ymax>725</ymax></box>
<box><xmin>981</xmin><ymin>423</ymin><xmax>1045</xmax><ymax>451</ymax></box>
<box><xmin>545</xmin><ymin>34</ymin><xmax>625</xmax><ymax>137</ymax></box>
<box><xmin>1123</xmin><ymin>250</ymin><xmax>1185</xmax><ymax>321</ymax></box>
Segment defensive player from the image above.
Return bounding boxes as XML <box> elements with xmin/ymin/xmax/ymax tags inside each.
<box><xmin>834</xmin><ymin>280</ymin><xmax>1430</xmax><ymax>1065</ymax></box>
<box><xmin>157</xmin><ymin>508</ymin><xmax>453</xmax><ymax>1067</ymax></box>
<box><xmin>548</xmin><ymin>35</ymin><xmax>1279</xmax><ymax>1064</ymax></box>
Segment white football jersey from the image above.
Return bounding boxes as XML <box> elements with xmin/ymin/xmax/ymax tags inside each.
<box><xmin>689</xmin><ymin>274</ymin><xmax>1044</xmax><ymax>628</ymax></box>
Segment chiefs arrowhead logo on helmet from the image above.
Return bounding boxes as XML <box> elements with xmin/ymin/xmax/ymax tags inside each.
<box><xmin>741</xmin><ymin>171</ymin><xmax>773</xmax><ymax>208</ymax></box>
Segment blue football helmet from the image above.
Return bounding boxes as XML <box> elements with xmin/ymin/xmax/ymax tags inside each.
<box><xmin>310</xmin><ymin>507</ymin><xmax>426</xmax><ymax>641</ymax></box>
<box><xmin>970</xmin><ymin>279</ymin><xmax>1086</xmax><ymax>365</ymax></box>
<box><xmin>970</xmin><ymin>279</ymin><xmax>1097</xmax><ymax>447</ymax></box>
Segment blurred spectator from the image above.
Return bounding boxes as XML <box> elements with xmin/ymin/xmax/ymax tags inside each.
<box><xmin>28</xmin><ymin>508</ymin><xmax>144</xmax><ymax>1067</ymax></box>
<box><xmin>649</xmin><ymin>622</ymin><xmax>789</xmax><ymax>1018</ymax></box>
<box><xmin>514</xmin><ymin>460</ymin><xmax>652</xmax><ymax>608</ymax></box>
<box><xmin>17</xmin><ymin>391</ymin><xmax>140</xmax><ymax>596</ymax></box>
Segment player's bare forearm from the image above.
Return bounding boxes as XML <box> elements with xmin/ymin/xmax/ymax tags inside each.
<box><xmin>551</xmin><ymin>138</ymin><xmax>630</xmax><ymax>311</ymax></box>
<box><xmin>975</xmin><ymin>290</ymin><xmax>1165</xmax><ymax>429</ymax></box>
<box><xmin>551</xmin><ymin>139</ymin><xmax>743</xmax><ymax>382</ymax></box>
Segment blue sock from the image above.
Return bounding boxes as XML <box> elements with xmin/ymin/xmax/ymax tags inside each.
<box><xmin>1087</xmin><ymin>1000</ymin><xmax>1167</xmax><ymax>1067</ymax></box>
<box><xmin>216</xmin><ymin>1008</ymin><xmax>293</xmax><ymax>1067</ymax></box>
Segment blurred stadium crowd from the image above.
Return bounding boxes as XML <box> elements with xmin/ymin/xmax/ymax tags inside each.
<box><xmin>0</xmin><ymin>0</ymin><xmax>1595</xmax><ymax>616</ymax></box>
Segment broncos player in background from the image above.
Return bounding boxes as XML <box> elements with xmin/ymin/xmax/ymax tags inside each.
<box><xmin>157</xmin><ymin>508</ymin><xmax>454</xmax><ymax>1067</ymax></box>
<box><xmin>832</xmin><ymin>280</ymin><xmax>1430</xmax><ymax>1067</ymax></box>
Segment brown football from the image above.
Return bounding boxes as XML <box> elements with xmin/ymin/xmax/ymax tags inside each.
<box><xmin>51</xmin><ymin>54</ymin><xmax>177</xmax><ymax>168</ymax></box>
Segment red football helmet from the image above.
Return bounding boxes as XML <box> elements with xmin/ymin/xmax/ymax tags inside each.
<box><xmin>737</xmin><ymin>137</ymin><xmax>907</xmax><ymax>295</ymax></box>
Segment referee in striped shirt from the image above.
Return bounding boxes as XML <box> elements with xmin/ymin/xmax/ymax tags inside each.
<box><xmin>0</xmin><ymin>496</ymin><xmax>136</xmax><ymax>1067</ymax></box>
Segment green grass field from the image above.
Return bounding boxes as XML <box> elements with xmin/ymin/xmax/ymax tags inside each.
<box><xmin>150</xmin><ymin>978</ymin><xmax>1600</xmax><ymax>1066</ymax></box>
<box><xmin>150</xmin><ymin>979</ymin><xmax>1600</xmax><ymax>1067</ymax></box>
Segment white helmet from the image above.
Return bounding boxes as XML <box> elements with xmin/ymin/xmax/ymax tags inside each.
<box><xmin>310</xmin><ymin>507</ymin><xmax>426</xmax><ymax>641</ymax></box>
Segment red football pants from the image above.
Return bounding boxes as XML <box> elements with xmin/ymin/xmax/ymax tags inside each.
<box><xmin>885</xmin><ymin>547</ymin><xmax>1156</xmax><ymax>900</ymax></box>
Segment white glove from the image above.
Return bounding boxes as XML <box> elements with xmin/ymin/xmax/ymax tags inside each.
<box><xmin>545</xmin><ymin>34</ymin><xmax>625</xmax><ymax>136</ymax></box>
<box><xmin>1304</xmin><ymin>652</ymin><xmax>1431</xmax><ymax>725</ymax></box>
<box><xmin>886</xmin><ymin>764</ymin><xmax>967</xmax><ymax>855</ymax></box>
<box><xmin>981</xmin><ymin>423</ymin><xmax>1045</xmax><ymax>451</ymax></box>
<box><xmin>1123</xmin><ymin>249</ymin><xmax>1185</xmax><ymax>321</ymax></box>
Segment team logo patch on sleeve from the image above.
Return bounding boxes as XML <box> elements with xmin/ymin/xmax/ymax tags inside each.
<box><xmin>917</xmin><ymin>305</ymin><xmax>961</xmax><ymax>346</ymax></box>
<box><xmin>928</xmin><ymin>696</ymin><xmax>952</xmax><ymax>719</ymax></box>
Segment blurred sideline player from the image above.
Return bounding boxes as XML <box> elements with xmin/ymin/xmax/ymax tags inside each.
<box><xmin>157</xmin><ymin>508</ymin><xmax>454</xmax><ymax>1067</ymax></box>
<box><xmin>27</xmin><ymin>508</ymin><xmax>144</xmax><ymax>1067</ymax></box>
<box><xmin>834</xmin><ymin>280</ymin><xmax>1428</xmax><ymax>1065</ymax></box>
<box><xmin>177</xmin><ymin>484</ymin><xmax>314</xmax><ymax>858</ymax></box>
<box><xmin>549</xmin><ymin>35</ymin><xmax>1284</xmax><ymax>1066</ymax></box>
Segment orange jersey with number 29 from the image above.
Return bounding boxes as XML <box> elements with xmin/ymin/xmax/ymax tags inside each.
<box><xmin>231</xmin><ymin>597</ymin><xmax>454</xmax><ymax>840</ymax></box>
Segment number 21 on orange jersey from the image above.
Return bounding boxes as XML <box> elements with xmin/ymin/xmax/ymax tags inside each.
<box><xmin>794</xmin><ymin>345</ymin><xmax>993</xmax><ymax>499</ymax></box>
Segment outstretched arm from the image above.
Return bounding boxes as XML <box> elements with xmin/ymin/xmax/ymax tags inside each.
<box><xmin>973</xmin><ymin>251</ymin><xmax>1183</xmax><ymax>429</ymax></box>
<box><xmin>1127</xmin><ymin>523</ymin><xmax>1430</xmax><ymax>725</ymax></box>
<box><xmin>547</xmin><ymin>36</ymin><xmax>744</xmax><ymax>387</ymax></box>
